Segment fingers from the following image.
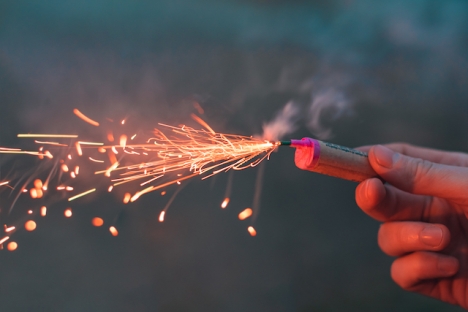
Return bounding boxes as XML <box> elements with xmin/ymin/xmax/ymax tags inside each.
<box><xmin>355</xmin><ymin>178</ymin><xmax>437</xmax><ymax>222</ymax></box>
<box><xmin>367</xmin><ymin>145</ymin><xmax>468</xmax><ymax>202</ymax></box>
<box><xmin>378</xmin><ymin>222</ymin><xmax>450</xmax><ymax>257</ymax></box>
<box><xmin>357</xmin><ymin>143</ymin><xmax>468</xmax><ymax>167</ymax></box>
<box><xmin>391</xmin><ymin>252</ymin><xmax>459</xmax><ymax>291</ymax></box>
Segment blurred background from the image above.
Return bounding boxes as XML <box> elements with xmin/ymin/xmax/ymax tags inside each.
<box><xmin>1</xmin><ymin>0</ymin><xmax>467</xmax><ymax>311</ymax></box>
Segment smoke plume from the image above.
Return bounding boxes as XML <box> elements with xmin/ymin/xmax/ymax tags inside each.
<box><xmin>261</xmin><ymin>101</ymin><xmax>300</xmax><ymax>141</ymax></box>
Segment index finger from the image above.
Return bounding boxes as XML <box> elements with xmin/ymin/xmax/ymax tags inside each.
<box><xmin>356</xmin><ymin>143</ymin><xmax>468</xmax><ymax>167</ymax></box>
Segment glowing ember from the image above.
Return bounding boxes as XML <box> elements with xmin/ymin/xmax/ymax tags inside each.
<box><xmin>64</xmin><ymin>208</ymin><xmax>73</xmax><ymax>218</ymax></box>
<box><xmin>159</xmin><ymin>211</ymin><xmax>165</xmax><ymax>222</ymax></box>
<box><xmin>221</xmin><ymin>198</ymin><xmax>230</xmax><ymax>209</ymax></box>
<box><xmin>61</xmin><ymin>164</ymin><xmax>69</xmax><ymax>172</ymax></box>
<box><xmin>92</xmin><ymin>217</ymin><xmax>104</xmax><ymax>227</ymax></box>
<box><xmin>0</xmin><ymin>236</ymin><xmax>10</xmax><ymax>245</ymax></box>
<box><xmin>40</xmin><ymin>206</ymin><xmax>47</xmax><ymax>217</ymax></box>
<box><xmin>161</xmin><ymin>191</ymin><xmax>166</xmax><ymax>196</ymax></box>
<box><xmin>24</xmin><ymin>220</ymin><xmax>37</xmax><ymax>231</ymax></box>
<box><xmin>28</xmin><ymin>210</ymin><xmax>33</xmax><ymax>214</ymax></box>
<box><xmin>238</xmin><ymin>208</ymin><xmax>253</xmax><ymax>220</ymax></box>
<box><xmin>247</xmin><ymin>226</ymin><xmax>257</xmax><ymax>236</ymax></box>
<box><xmin>109</xmin><ymin>226</ymin><xmax>118</xmax><ymax>236</ymax></box>
<box><xmin>7</xmin><ymin>241</ymin><xmax>18</xmax><ymax>251</ymax></box>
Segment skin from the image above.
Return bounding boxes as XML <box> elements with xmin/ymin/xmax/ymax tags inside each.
<box><xmin>355</xmin><ymin>143</ymin><xmax>468</xmax><ymax>309</ymax></box>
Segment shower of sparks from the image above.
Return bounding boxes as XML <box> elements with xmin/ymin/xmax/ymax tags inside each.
<box><xmin>0</xmin><ymin>110</ymin><xmax>278</xmax><ymax>247</ymax></box>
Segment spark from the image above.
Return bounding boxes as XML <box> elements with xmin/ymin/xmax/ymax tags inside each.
<box><xmin>73</xmin><ymin>108</ymin><xmax>100</xmax><ymax>126</ymax></box>
<box><xmin>64</xmin><ymin>208</ymin><xmax>73</xmax><ymax>217</ymax></box>
<box><xmin>75</xmin><ymin>142</ymin><xmax>83</xmax><ymax>156</ymax></box>
<box><xmin>221</xmin><ymin>198</ymin><xmax>230</xmax><ymax>209</ymax></box>
<box><xmin>17</xmin><ymin>134</ymin><xmax>78</xmax><ymax>138</ymax></box>
<box><xmin>40</xmin><ymin>206</ymin><xmax>47</xmax><ymax>217</ymax></box>
<box><xmin>109</xmin><ymin>226</ymin><xmax>118</xmax><ymax>236</ymax></box>
<box><xmin>104</xmin><ymin>162</ymin><xmax>119</xmax><ymax>177</ymax></box>
<box><xmin>68</xmin><ymin>188</ymin><xmax>96</xmax><ymax>201</ymax></box>
<box><xmin>78</xmin><ymin>141</ymin><xmax>104</xmax><ymax>146</ymax></box>
<box><xmin>191</xmin><ymin>113</ymin><xmax>215</xmax><ymax>134</ymax></box>
<box><xmin>61</xmin><ymin>164</ymin><xmax>69</xmax><ymax>172</ymax></box>
<box><xmin>24</xmin><ymin>220</ymin><xmax>37</xmax><ymax>231</ymax></box>
<box><xmin>123</xmin><ymin>193</ymin><xmax>131</xmax><ymax>204</ymax></box>
<box><xmin>107</xmin><ymin>131</ymin><xmax>114</xmax><ymax>142</ymax></box>
<box><xmin>247</xmin><ymin>226</ymin><xmax>257</xmax><ymax>237</ymax></box>
<box><xmin>131</xmin><ymin>134</ymin><xmax>137</xmax><ymax>140</ymax></box>
<box><xmin>89</xmin><ymin>157</ymin><xmax>104</xmax><ymax>163</ymax></box>
<box><xmin>0</xmin><ymin>181</ymin><xmax>9</xmax><ymax>187</ymax></box>
<box><xmin>34</xmin><ymin>179</ymin><xmax>43</xmax><ymax>189</ymax></box>
<box><xmin>238</xmin><ymin>208</ymin><xmax>253</xmax><ymax>220</ymax></box>
<box><xmin>5</xmin><ymin>226</ymin><xmax>15</xmax><ymax>233</ymax></box>
<box><xmin>34</xmin><ymin>140</ymin><xmax>68</xmax><ymax>146</ymax></box>
<box><xmin>0</xmin><ymin>236</ymin><xmax>10</xmax><ymax>245</ymax></box>
<box><xmin>92</xmin><ymin>217</ymin><xmax>104</xmax><ymax>227</ymax></box>
<box><xmin>7</xmin><ymin>241</ymin><xmax>17</xmax><ymax>251</ymax></box>
<box><xmin>120</xmin><ymin>135</ymin><xmax>127</xmax><ymax>148</ymax></box>
<box><xmin>159</xmin><ymin>211</ymin><xmax>165</xmax><ymax>222</ymax></box>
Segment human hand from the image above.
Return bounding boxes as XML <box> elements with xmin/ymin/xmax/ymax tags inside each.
<box><xmin>355</xmin><ymin>143</ymin><xmax>468</xmax><ymax>308</ymax></box>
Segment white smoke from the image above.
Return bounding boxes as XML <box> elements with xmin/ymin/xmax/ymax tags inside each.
<box><xmin>307</xmin><ymin>88</ymin><xmax>351</xmax><ymax>140</ymax></box>
<box><xmin>261</xmin><ymin>101</ymin><xmax>300</xmax><ymax>141</ymax></box>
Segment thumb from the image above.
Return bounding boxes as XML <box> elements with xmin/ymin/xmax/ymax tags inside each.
<box><xmin>369</xmin><ymin>145</ymin><xmax>468</xmax><ymax>203</ymax></box>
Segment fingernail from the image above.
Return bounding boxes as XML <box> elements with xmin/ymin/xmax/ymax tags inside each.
<box><xmin>373</xmin><ymin>145</ymin><xmax>396</xmax><ymax>169</ymax></box>
<box><xmin>437</xmin><ymin>257</ymin><xmax>459</xmax><ymax>275</ymax></box>
<box><xmin>364</xmin><ymin>179</ymin><xmax>372</xmax><ymax>201</ymax></box>
<box><xmin>420</xmin><ymin>226</ymin><xmax>443</xmax><ymax>247</ymax></box>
